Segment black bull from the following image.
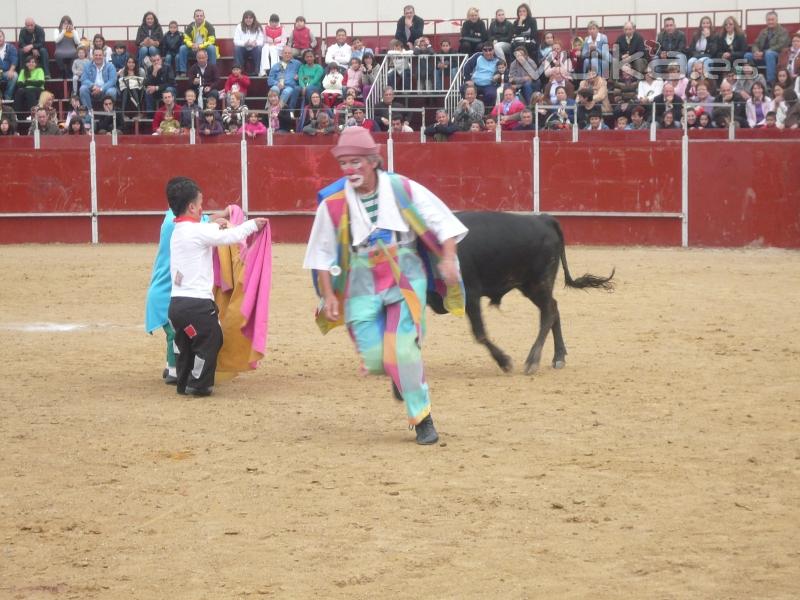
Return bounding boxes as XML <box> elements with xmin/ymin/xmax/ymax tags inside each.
<box><xmin>428</xmin><ymin>212</ymin><xmax>615</xmax><ymax>374</ymax></box>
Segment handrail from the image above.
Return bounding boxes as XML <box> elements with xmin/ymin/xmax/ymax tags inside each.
<box><xmin>443</xmin><ymin>54</ymin><xmax>472</xmax><ymax>117</ymax></box>
<box><xmin>364</xmin><ymin>57</ymin><xmax>389</xmax><ymax>120</ymax></box>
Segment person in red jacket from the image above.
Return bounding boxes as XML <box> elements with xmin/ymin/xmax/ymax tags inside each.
<box><xmin>223</xmin><ymin>64</ymin><xmax>251</xmax><ymax>102</ymax></box>
<box><xmin>491</xmin><ymin>86</ymin><xmax>525</xmax><ymax>129</ymax></box>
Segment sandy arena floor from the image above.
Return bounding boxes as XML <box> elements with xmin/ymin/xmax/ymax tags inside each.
<box><xmin>0</xmin><ymin>243</ymin><xmax>798</xmax><ymax>599</ymax></box>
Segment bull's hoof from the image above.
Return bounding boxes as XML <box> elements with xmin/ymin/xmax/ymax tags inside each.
<box><xmin>552</xmin><ymin>359</ymin><xmax>566</xmax><ymax>369</ymax></box>
<box><xmin>524</xmin><ymin>361</ymin><xmax>540</xmax><ymax>375</ymax></box>
<box><xmin>497</xmin><ymin>355</ymin><xmax>513</xmax><ymax>373</ymax></box>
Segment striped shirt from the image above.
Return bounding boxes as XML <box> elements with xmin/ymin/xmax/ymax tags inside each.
<box><xmin>360</xmin><ymin>190</ymin><xmax>379</xmax><ymax>224</ymax></box>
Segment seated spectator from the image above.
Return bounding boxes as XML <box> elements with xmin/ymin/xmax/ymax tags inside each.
<box><xmin>222</xmin><ymin>91</ymin><xmax>247</xmax><ymax>133</ymax></box>
<box><xmin>299</xmin><ymin>91</ymin><xmax>331</xmax><ymax>130</ymax></box>
<box><xmin>387</xmin><ymin>39</ymin><xmax>413</xmax><ymax>91</ymax></box>
<box><xmin>152</xmin><ymin>89</ymin><xmax>182</xmax><ymax>134</ymax></box>
<box><xmin>611</xmin><ymin>63</ymin><xmax>640</xmax><ymax>104</ymax></box>
<box><xmin>544</xmin><ymin>67</ymin><xmax>575</xmax><ymax>103</ymax></box>
<box><xmin>714</xmin><ymin>80</ymin><xmax>748</xmax><ymax>127</ymax></box>
<box><xmin>626</xmin><ymin>104</ymin><xmax>649</xmax><ymax>130</ymax></box>
<box><xmin>177</xmin><ymin>9</ymin><xmax>218</xmax><ymax>76</ymax></box>
<box><xmin>656</xmin><ymin>17</ymin><xmax>687</xmax><ymax>65</ymax></box>
<box><xmin>345</xmin><ymin>58</ymin><xmax>364</xmax><ymax>96</ymax></box>
<box><xmin>659</xmin><ymin>111</ymin><xmax>679</xmax><ymax>129</ymax></box>
<box><xmin>511</xmin><ymin>4</ymin><xmax>539</xmax><ymax>58</ymax></box>
<box><xmin>234</xmin><ymin>11</ymin><xmax>264</xmax><ymax>76</ymax></box>
<box><xmin>579</xmin><ymin>67</ymin><xmax>611</xmax><ymax>112</ymax></box>
<box><xmin>204</xmin><ymin>93</ymin><xmax>219</xmax><ymax>119</ymax></box>
<box><xmin>361</xmin><ymin>53</ymin><xmax>377</xmax><ymax>97</ymax></box>
<box><xmin>489</xmin><ymin>9</ymin><xmax>514</xmax><ymax>62</ymax></box>
<box><xmin>0</xmin><ymin>116</ymin><xmax>17</xmax><ymax>136</ymax></box>
<box><xmin>694</xmin><ymin>83</ymin><xmax>715</xmax><ymax>113</ymax></box>
<box><xmin>569</xmin><ymin>36</ymin><xmax>584</xmax><ymax>73</ymax></box>
<box><xmin>509</xmin><ymin>47</ymin><xmax>540</xmax><ymax>103</ymax></box>
<box><xmin>514</xmin><ymin>108</ymin><xmax>536</xmax><ymax>130</ymax></box>
<box><xmin>434</xmin><ymin>39</ymin><xmax>457</xmax><ymax>90</ymax></box>
<box><xmin>239</xmin><ymin>110</ymin><xmax>267</xmax><ymax>138</ymax></box>
<box><xmin>62</xmin><ymin>94</ymin><xmax>82</xmax><ymax>128</ymax></box>
<box><xmin>296</xmin><ymin>50</ymin><xmax>323</xmax><ymax>103</ymax></box>
<box><xmin>453</xmin><ymin>85</ymin><xmax>485</xmax><ymax>130</ymax></box>
<box><xmin>332</xmin><ymin>91</ymin><xmax>363</xmax><ymax>129</ymax></box>
<box><xmin>80</xmin><ymin>49</ymin><xmax>118</xmax><ymax>109</ymax></box>
<box><xmin>111</xmin><ymin>43</ymin><xmax>129</xmax><ymax>73</ymax></box>
<box><xmin>288</xmin><ymin>16</ymin><xmax>317</xmax><ymax>58</ymax></box>
<box><xmin>774</xmin><ymin>84</ymin><xmax>787</xmax><ymax>125</ymax></box>
<box><xmin>348</xmin><ymin>106</ymin><xmax>377</xmax><ymax>131</ymax></box>
<box><xmin>351</xmin><ymin>38</ymin><xmax>374</xmax><ymax>61</ymax></box>
<box><xmin>614</xmin><ymin>114</ymin><xmax>629</xmax><ymax>130</ymax></box>
<box><xmin>94</xmin><ymin>95</ymin><xmax>123</xmax><ymax>134</ymax></box>
<box><xmin>685</xmin><ymin>107</ymin><xmax>698</xmax><ymax>128</ymax></box>
<box><xmin>143</xmin><ymin>54</ymin><xmax>176</xmax><ymax>114</ymax></box>
<box><xmin>268</xmin><ymin>46</ymin><xmax>301</xmax><ymax>108</ymax></box>
<box><xmin>18</xmin><ymin>18</ymin><xmax>50</xmax><ymax>78</ymax></box>
<box><xmin>786</xmin><ymin>34</ymin><xmax>800</xmax><ymax>80</ymax></box>
<box><xmin>424</xmin><ymin>109</ymin><xmax>458</xmax><ymax>140</ymax></box>
<box><xmin>615</xmin><ymin>22</ymin><xmax>647</xmax><ymax>75</ymax></box>
<box><xmin>653</xmin><ymin>82</ymin><xmax>684</xmax><ymax>124</ymax></box>
<box><xmin>734</xmin><ymin>63</ymin><xmax>766</xmax><ymax>101</ymax></box>
<box><xmin>637</xmin><ymin>67</ymin><xmax>663</xmax><ymax>104</ymax></box>
<box><xmin>161</xmin><ymin>21</ymin><xmax>182</xmax><ymax>69</ymax></box>
<box><xmin>188</xmin><ymin>49</ymin><xmax>220</xmax><ymax>104</ymax></box>
<box><xmin>29</xmin><ymin>106</ymin><xmax>60</xmax><ymax>135</ymax></box>
<box><xmin>66</xmin><ymin>117</ymin><xmax>86</xmax><ymax>135</ymax></box>
<box><xmin>697</xmin><ymin>111</ymin><xmax>714</xmax><ymax>128</ymax></box>
<box><xmin>223</xmin><ymin>64</ymin><xmax>251</xmax><ymax>103</ymax></box>
<box><xmin>136</xmin><ymin>12</ymin><xmax>163</xmax><ymax>68</ymax></box>
<box><xmin>91</xmin><ymin>34</ymin><xmax>113</xmax><ymax>64</ymax></box>
<box><xmin>460</xmin><ymin>7</ymin><xmax>488</xmax><ymax>55</ymax></box>
<box><xmin>466</xmin><ymin>43</ymin><xmax>500</xmax><ymax>107</ymax></box>
<box><xmin>778</xmin><ymin>89</ymin><xmax>800</xmax><ymax>128</ymax></box>
<box><xmin>764</xmin><ymin>110</ymin><xmax>778</xmax><ymax>128</ymax></box>
<box><xmin>260</xmin><ymin>14</ymin><xmax>286</xmax><ymax>74</ymax></box>
<box><xmin>575</xmin><ymin>88</ymin><xmax>597</xmax><ymax>128</ymax></box>
<box><xmin>324</xmin><ymin>28</ymin><xmax>352</xmax><ymax>72</ymax></box>
<box><xmin>493</xmin><ymin>60</ymin><xmax>510</xmax><ymax>98</ymax></box>
<box><xmin>746</xmin><ymin>82</ymin><xmax>773</xmax><ymax>127</ymax></box>
<box><xmin>199</xmin><ymin>109</ymin><xmax>223</xmax><ymax>136</ymax></box>
<box><xmin>539</xmin><ymin>32</ymin><xmax>554</xmax><ymax>60</ymax></box>
<box><xmin>717</xmin><ymin>16</ymin><xmax>747</xmax><ymax>65</ymax></box>
<box><xmin>0</xmin><ymin>30</ymin><xmax>19</xmax><ymax>101</ymax></box>
<box><xmin>663</xmin><ymin>62</ymin><xmax>689</xmax><ymax>99</ymax></box>
<box><xmin>545</xmin><ymin>86</ymin><xmax>576</xmax><ymax>129</ymax></box>
<box><xmin>491</xmin><ymin>86</ymin><xmax>525</xmax><ymax>129</ymax></box>
<box><xmin>302</xmin><ymin>110</ymin><xmax>335</xmax><ymax>135</ymax></box>
<box><xmin>321</xmin><ymin>62</ymin><xmax>344</xmax><ymax>107</ymax></box>
<box><xmin>373</xmin><ymin>86</ymin><xmax>405</xmax><ymax>131</ymax></box>
<box><xmin>54</xmin><ymin>16</ymin><xmax>79</xmax><ymax>77</ymax></box>
<box><xmin>391</xmin><ymin>116</ymin><xmax>414</xmax><ymax>133</ymax></box>
<box><xmin>775</xmin><ymin>68</ymin><xmax>793</xmax><ymax>90</ymax></box>
<box><xmin>687</xmin><ymin>16</ymin><xmax>718</xmax><ymax>76</ymax></box>
<box><xmin>542</xmin><ymin>40</ymin><xmax>573</xmax><ymax>79</ymax></box>
<box><xmin>414</xmin><ymin>37</ymin><xmax>435</xmax><ymax>91</ymax></box>
<box><xmin>484</xmin><ymin>115</ymin><xmax>498</xmax><ymax>132</ymax></box>
<box><xmin>77</xmin><ymin>105</ymin><xmax>92</xmax><ymax>128</ymax></box>
<box><xmin>118</xmin><ymin>56</ymin><xmax>145</xmax><ymax>115</ymax></box>
<box><xmin>744</xmin><ymin>11</ymin><xmax>790</xmax><ymax>85</ymax></box>
<box><xmin>264</xmin><ymin>89</ymin><xmax>294</xmax><ymax>132</ymax></box>
<box><xmin>38</xmin><ymin>90</ymin><xmax>58</xmax><ymax>125</ymax></box>
<box><xmin>179</xmin><ymin>89</ymin><xmax>200</xmax><ymax>131</ymax></box>
<box><xmin>581</xmin><ymin>21</ymin><xmax>610</xmax><ymax>77</ymax></box>
<box><xmin>584</xmin><ymin>107</ymin><xmax>608</xmax><ymax>130</ymax></box>
<box><xmin>395</xmin><ymin>5</ymin><xmax>424</xmax><ymax>50</ymax></box>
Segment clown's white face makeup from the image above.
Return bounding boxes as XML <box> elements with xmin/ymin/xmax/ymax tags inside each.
<box><xmin>338</xmin><ymin>156</ymin><xmax>376</xmax><ymax>192</ymax></box>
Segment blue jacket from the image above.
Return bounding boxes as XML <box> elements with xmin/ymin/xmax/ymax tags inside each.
<box><xmin>0</xmin><ymin>42</ymin><xmax>18</xmax><ymax>72</ymax></box>
<box><xmin>268</xmin><ymin>58</ymin><xmax>301</xmax><ymax>89</ymax></box>
<box><xmin>80</xmin><ymin>61</ymin><xmax>118</xmax><ymax>94</ymax></box>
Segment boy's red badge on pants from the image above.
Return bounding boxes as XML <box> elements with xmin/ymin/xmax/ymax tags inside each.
<box><xmin>184</xmin><ymin>324</ymin><xmax>198</xmax><ymax>339</ymax></box>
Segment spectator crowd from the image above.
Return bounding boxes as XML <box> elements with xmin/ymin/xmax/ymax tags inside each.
<box><xmin>1</xmin><ymin>6</ymin><xmax>799</xmax><ymax>138</ymax></box>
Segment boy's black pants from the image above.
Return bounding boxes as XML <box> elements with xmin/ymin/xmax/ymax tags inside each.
<box><xmin>168</xmin><ymin>297</ymin><xmax>223</xmax><ymax>393</ymax></box>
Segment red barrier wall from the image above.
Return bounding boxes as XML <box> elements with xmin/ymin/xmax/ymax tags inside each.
<box><xmin>1</xmin><ymin>140</ymin><xmax>799</xmax><ymax>247</ymax></box>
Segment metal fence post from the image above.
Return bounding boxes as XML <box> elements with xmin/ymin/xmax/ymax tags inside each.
<box><xmin>240</xmin><ymin>136</ymin><xmax>249</xmax><ymax>215</ymax></box>
<box><xmin>89</xmin><ymin>138</ymin><xmax>98</xmax><ymax>244</ymax></box>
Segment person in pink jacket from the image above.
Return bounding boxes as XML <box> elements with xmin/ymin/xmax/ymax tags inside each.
<box><xmin>238</xmin><ymin>110</ymin><xmax>267</xmax><ymax>137</ymax></box>
<box><xmin>490</xmin><ymin>86</ymin><xmax>526</xmax><ymax>129</ymax></box>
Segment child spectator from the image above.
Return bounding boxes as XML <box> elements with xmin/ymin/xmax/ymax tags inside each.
<box><xmin>111</xmin><ymin>43</ymin><xmax>129</xmax><ymax>71</ymax></box>
<box><xmin>222</xmin><ymin>91</ymin><xmax>247</xmax><ymax>133</ymax></box>
<box><xmin>72</xmin><ymin>46</ymin><xmax>90</xmax><ymax>94</ymax></box>
<box><xmin>321</xmin><ymin>62</ymin><xmax>344</xmax><ymax>107</ymax></box>
<box><xmin>493</xmin><ymin>59</ymin><xmax>510</xmax><ymax>100</ymax></box>
<box><xmin>199</xmin><ymin>109</ymin><xmax>223</xmax><ymax>136</ymax></box>
<box><xmin>287</xmin><ymin>16</ymin><xmax>317</xmax><ymax>57</ymax></box>
<box><xmin>345</xmin><ymin>57</ymin><xmax>364</xmax><ymax>96</ymax></box>
<box><xmin>223</xmin><ymin>64</ymin><xmax>251</xmax><ymax>102</ymax></box>
<box><xmin>387</xmin><ymin>38</ymin><xmax>413</xmax><ymax>90</ymax></box>
<box><xmin>585</xmin><ymin>108</ymin><xmax>608</xmax><ymax>130</ymax></box>
<box><xmin>161</xmin><ymin>21</ymin><xmax>183</xmax><ymax>69</ymax></box>
<box><xmin>435</xmin><ymin>39</ymin><xmax>457</xmax><ymax>90</ymax></box>
<box><xmin>204</xmin><ymin>95</ymin><xmax>220</xmax><ymax>121</ymax></box>
<box><xmin>179</xmin><ymin>89</ymin><xmax>200</xmax><ymax>131</ymax></box>
<box><xmin>261</xmin><ymin>14</ymin><xmax>286</xmax><ymax>74</ymax></box>
<box><xmin>239</xmin><ymin>110</ymin><xmax>267</xmax><ymax>137</ymax></box>
<box><xmin>764</xmin><ymin>111</ymin><xmax>777</xmax><ymax>128</ymax></box>
<box><xmin>350</xmin><ymin>38</ymin><xmax>373</xmax><ymax>61</ymax></box>
<box><xmin>414</xmin><ymin>37</ymin><xmax>435</xmax><ymax>91</ymax></box>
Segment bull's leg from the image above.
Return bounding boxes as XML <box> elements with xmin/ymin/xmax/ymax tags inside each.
<box><xmin>522</xmin><ymin>286</ymin><xmax>557</xmax><ymax>375</ymax></box>
<box><xmin>550</xmin><ymin>299</ymin><xmax>567</xmax><ymax>369</ymax></box>
<box><xmin>466</xmin><ymin>294</ymin><xmax>512</xmax><ymax>372</ymax></box>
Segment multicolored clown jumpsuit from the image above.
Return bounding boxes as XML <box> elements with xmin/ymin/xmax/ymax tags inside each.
<box><xmin>303</xmin><ymin>171</ymin><xmax>468</xmax><ymax>425</ymax></box>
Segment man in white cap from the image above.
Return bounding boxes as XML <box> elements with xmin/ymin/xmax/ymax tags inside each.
<box><xmin>304</xmin><ymin>127</ymin><xmax>467</xmax><ymax>445</ymax></box>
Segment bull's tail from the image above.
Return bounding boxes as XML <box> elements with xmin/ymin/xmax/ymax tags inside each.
<box><xmin>552</xmin><ymin>219</ymin><xmax>615</xmax><ymax>290</ymax></box>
